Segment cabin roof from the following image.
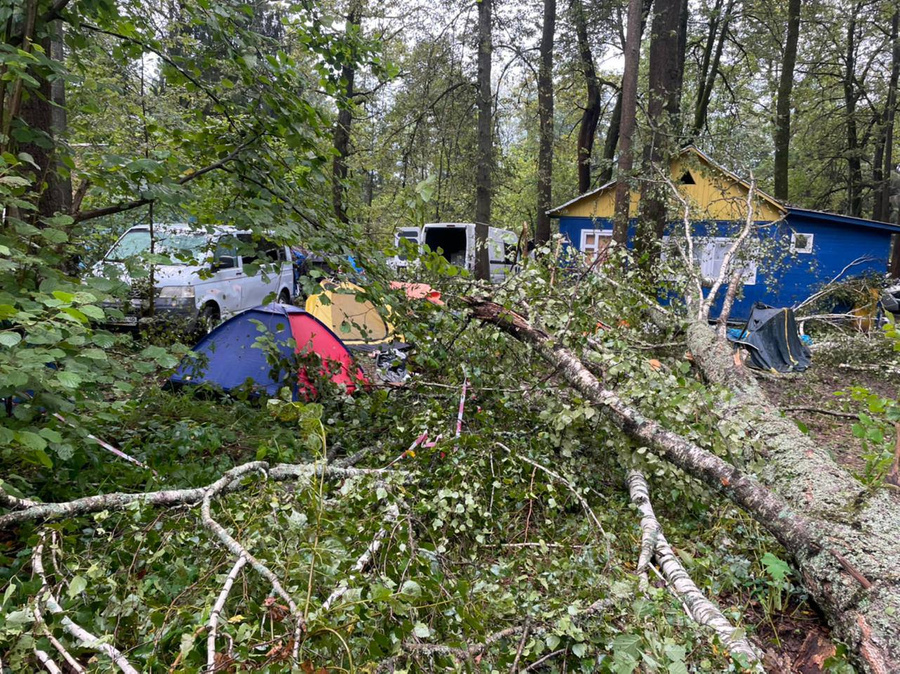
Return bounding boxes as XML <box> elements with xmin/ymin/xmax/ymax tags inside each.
<box><xmin>786</xmin><ymin>207</ymin><xmax>900</xmax><ymax>233</ymax></box>
<box><xmin>547</xmin><ymin>147</ymin><xmax>900</xmax><ymax>234</ymax></box>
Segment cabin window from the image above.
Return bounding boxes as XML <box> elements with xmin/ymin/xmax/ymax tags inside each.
<box><xmin>580</xmin><ymin>229</ymin><xmax>613</xmax><ymax>264</ymax></box>
<box><xmin>698</xmin><ymin>238</ymin><xmax>758</xmax><ymax>285</ymax></box>
<box><xmin>791</xmin><ymin>232</ymin><xmax>814</xmax><ymax>254</ymax></box>
<box><xmin>679</xmin><ymin>171</ymin><xmax>696</xmax><ymax>185</ymax></box>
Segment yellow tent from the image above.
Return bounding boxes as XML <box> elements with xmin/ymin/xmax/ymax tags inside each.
<box><xmin>304</xmin><ymin>281</ymin><xmax>396</xmax><ymax>347</ymax></box>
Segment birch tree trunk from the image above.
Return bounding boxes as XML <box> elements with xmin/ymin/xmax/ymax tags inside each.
<box><xmin>465</xmin><ymin>298</ymin><xmax>900</xmax><ymax>674</ymax></box>
<box><xmin>684</xmin><ymin>320</ymin><xmax>900</xmax><ymax>674</ymax></box>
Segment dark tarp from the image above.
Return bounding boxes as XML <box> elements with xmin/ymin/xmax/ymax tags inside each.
<box><xmin>730</xmin><ymin>304</ymin><xmax>812</xmax><ymax>373</ymax></box>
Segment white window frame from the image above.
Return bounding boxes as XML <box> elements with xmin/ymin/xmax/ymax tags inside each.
<box><xmin>580</xmin><ymin>229</ymin><xmax>613</xmax><ymax>264</ymax></box>
<box><xmin>699</xmin><ymin>237</ymin><xmax>758</xmax><ymax>286</ymax></box>
<box><xmin>661</xmin><ymin>235</ymin><xmax>757</xmax><ymax>286</ymax></box>
<box><xmin>790</xmin><ymin>232</ymin><xmax>814</xmax><ymax>254</ymax></box>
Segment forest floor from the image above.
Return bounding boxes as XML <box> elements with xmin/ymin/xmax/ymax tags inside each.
<box><xmin>759</xmin><ymin>356</ymin><xmax>897</xmax><ymax>481</ymax></box>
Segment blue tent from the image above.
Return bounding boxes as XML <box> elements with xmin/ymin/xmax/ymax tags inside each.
<box><xmin>168</xmin><ymin>304</ymin><xmax>364</xmax><ymax>398</ymax></box>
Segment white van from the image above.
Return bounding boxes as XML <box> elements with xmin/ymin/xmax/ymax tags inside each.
<box><xmin>95</xmin><ymin>224</ymin><xmax>294</xmax><ymax>331</ymax></box>
<box><xmin>393</xmin><ymin>223</ymin><xmax>518</xmax><ymax>282</ymax></box>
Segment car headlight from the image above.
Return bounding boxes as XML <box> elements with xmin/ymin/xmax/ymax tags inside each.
<box><xmin>158</xmin><ymin>286</ymin><xmax>195</xmax><ymax>299</ymax></box>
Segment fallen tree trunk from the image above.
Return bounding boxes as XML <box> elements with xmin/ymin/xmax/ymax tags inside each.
<box><xmin>463</xmin><ymin>298</ymin><xmax>899</xmax><ymax>673</ymax></box>
<box><xmin>686</xmin><ymin>321</ymin><xmax>900</xmax><ymax>674</ymax></box>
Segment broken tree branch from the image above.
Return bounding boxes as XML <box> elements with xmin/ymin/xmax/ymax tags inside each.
<box><xmin>627</xmin><ymin>471</ymin><xmax>763</xmax><ymax>668</ymax></box>
<box><xmin>497</xmin><ymin>442</ymin><xmax>609</xmax><ymax>560</ymax></box>
<box><xmin>464</xmin><ymin>297</ymin><xmax>820</xmax><ymax>553</ymax></box>
<box><xmin>321</xmin><ymin>503</ymin><xmax>400</xmax><ymax>613</ymax></box>
<box><xmin>206</xmin><ymin>556</ymin><xmax>247</xmax><ymax>672</ymax></box>
<box><xmin>33</xmin><ymin>649</ymin><xmax>61</xmax><ymax>674</ymax></box>
<box><xmin>684</xmin><ymin>318</ymin><xmax>900</xmax><ymax>673</ymax></box>
<box><xmin>33</xmin><ymin>534</ymin><xmax>139</xmax><ymax>674</ymax></box>
<box><xmin>33</xmin><ymin>604</ymin><xmax>85</xmax><ymax>673</ymax></box>
<box><xmin>0</xmin><ymin>461</ymin><xmax>399</xmax><ymax>530</ymax></box>
<box><xmin>199</xmin><ymin>464</ymin><xmax>304</xmax><ymax>657</ymax></box>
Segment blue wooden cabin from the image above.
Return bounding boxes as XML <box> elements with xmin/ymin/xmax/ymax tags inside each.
<box><xmin>547</xmin><ymin>147</ymin><xmax>900</xmax><ymax>321</ymax></box>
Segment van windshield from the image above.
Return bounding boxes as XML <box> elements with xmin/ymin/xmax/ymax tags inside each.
<box><xmin>106</xmin><ymin>229</ymin><xmax>210</xmax><ymax>264</ymax></box>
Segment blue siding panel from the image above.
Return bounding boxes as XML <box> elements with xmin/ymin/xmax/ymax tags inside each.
<box><xmin>555</xmin><ymin>213</ymin><xmax>894</xmax><ymax>322</ymax></box>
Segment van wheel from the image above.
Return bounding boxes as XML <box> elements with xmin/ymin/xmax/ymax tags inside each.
<box><xmin>196</xmin><ymin>304</ymin><xmax>221</xmax><ymax>335</ymax></box>
<box><xmin>278</xmin><ymin>289</ymin><xmax>292</xmax><ymax>305</ymax></box>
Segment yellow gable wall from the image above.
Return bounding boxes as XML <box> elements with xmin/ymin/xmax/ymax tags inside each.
<box><xmin>557</xmin><ymin>152</ymin><xmax>785</xmax><ymax>222</ymax></box>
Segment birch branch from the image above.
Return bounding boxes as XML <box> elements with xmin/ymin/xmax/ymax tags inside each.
<box><xmin>33</xmin><ymin>649</ymin><xmax>61</xmax><ymax>674</ymax></box>
<box><xmin>321</xmin><ymin>503</ymin><xmax>400</xmax><ymax>613</ymax></box>
<box><xmin>496</xmin><ymin>443</ymin><xmax>609</xmax><ymax>560</ymax></box>
<box><xmin>464</xmin><ymin>297</ymin><xmax>822</xmax><ymax>556</ymax></box>
<box><xmin>715</xmin><ymin>266</ymin><xmax>746</xmax><ymax>338</ymax></box>
<box><xmin>664</xmin><ymin>174</ymin><xmax>704</xmax><ymax>314</ymax></box>
<box><xmin>627</xmin><ymin>471</ymin><xmax>763</xmax><ymax>668</ymax></box>
<box><xmin>0</xmin><ymin>489</ymin><xmax>37</xmax><ymax>510</ymax></box>
<box><xmin>199</xmin><ymin>469</ymin><xmax>304</xmax><ymax>657</ymax></box>
<box><xmin>793</xmin><ymin>255</ymin><xmax>876</xmax><ymax>313</ymax></box>
<box><xmin>206</xmin><ymin>555</ymin><xmax>247</xmax><ymax>672</ymax></box>
<box><xmin>1</xmin><ymin>462</ymin><xmax>400</xmax><ymax>530</ymax></box>
<box><xmin>33</xmin><ymin>604</ymin><xmax>86</xmax><ymax>673</ymax></box>
<box><xmin>700</xmin><ymin>179</ymin><xmax>757</xmax><ymax>321</ymax></box>
<box><xmin>33</xmin><ymin>535</ymin><xmax>139</xmax><ymax>674</ymax></box>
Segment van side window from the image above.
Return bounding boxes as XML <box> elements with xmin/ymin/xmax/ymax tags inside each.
<box><xmin>236</xmin><ymin>233</ymin><xmax>258</xmax><ymax>265</ymax></box>
<box><xmin>214</xmin><ymin>237</ymin><xmax>238</xmax><ymax>269</ymax></box>
<box><xmin>261</xmin><ymin>240</ymin><xmax>283</xmax><ymax>263</ymax></box>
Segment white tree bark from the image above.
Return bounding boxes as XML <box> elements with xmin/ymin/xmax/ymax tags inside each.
<box><xmin>33</xmin><ymin>648</ymin><xmax>61</xmax><ymax>674</ymax></box>
<box><xmin>206</xmin><ymin>555</ymin><xmax>247</xmax><ymax>672</ymax></box>
<box><xmin>466</xmin><ymin>298</ymin><xmax>900</xmax><ymax>673</ymax></box>
<box><xmin>33</xmin><ymin>536</ymin><xmax>139</xmax><ymax>674</ymax></box>
<box><xmin>1</xmin><ymin>462</ymin><xmax>399</xmax><ymax>529</ymax></box>
<box><xmin>627</xmin><ymin>471</ymin><xmax>763</xmax><ymax>668</ymax></box>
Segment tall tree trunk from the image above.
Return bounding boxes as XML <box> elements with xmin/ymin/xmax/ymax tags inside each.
<box><xmin>891</xmin><ymin>234</ymin><xmax>900</xmax><ymax>277</ymax></box>
<box><xmin>599</xmin><ymin>90</ymin><xmax>622</xmax><ymax>184</ymax></box>
<box><xmin>635</xmin><ymin>0</ymin><xmax>687</xmax><ymax>263</ymax></box>
<box><xmin>19</xmin><ymin>31</ymin><xmax>71</xmax><ymax>220</ymax></box>
<box><xmin>535</xmin><ymin>0</ymin><xmax>556</xmax><ymax>246</ymax></box>
<box><xmin>691</xmin><ymin>0</ymin><xmax>734</xmax><ymax>139</ymax></box>
<box><xmin>474</xmin><ymin>0</ymin><xmax>493</xmax><ymax>280</ymax></box>
<box><xmin>572</xmin><ymin>0</ymin><xmax>601</xmax><ymax>195</ymax></box>
<box><xmin>873</xmin><ymin>10</ymin><xmax>899</xmax><ymax>223</ymax></box>
<box><xmin>773</xmin><ymin>0</ymin><xmax>802</xmax><ymax>202</ymax></box>
<box><xmin>612</xmin><ymin>0</ymin><xmax>644</xmax><ymax>245</ymax></box>
<box><xmin>331</xmin><ymin>0</ymin><xmax>362</xmax><ymax>225</ymax></box>
<box><xmin>844</xmin><ymin>5</ymin><xmax>863</xmax><ymax>217</ymax></box>
<box><xmin>600</xmin><ymin>0</ymin><xmax>653</xmax><ymax>185</ymax></box>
